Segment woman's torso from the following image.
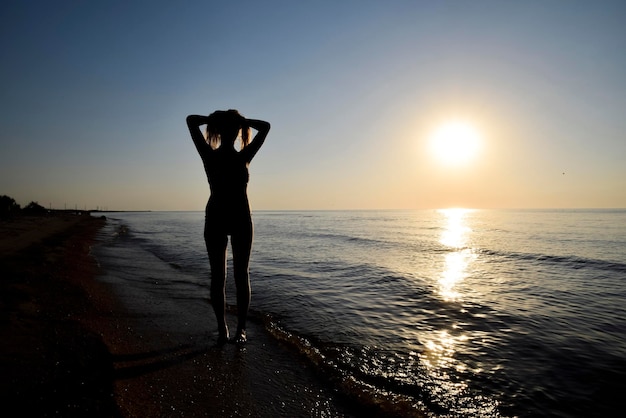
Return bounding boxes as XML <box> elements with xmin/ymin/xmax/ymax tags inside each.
<box><xmin>202</xmin><ymin>148</ymin><xmax>251</xmax><ymax>220</ymax></box>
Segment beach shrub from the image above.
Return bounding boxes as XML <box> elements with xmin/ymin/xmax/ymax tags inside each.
<box><xmin>0</xmin><ymin>195</ymin><xmax>21</xmax><ymax>218</ymax></box>
<box><xmin>23</xmin><ymin>201</ymin><xmax>47</xmax><ymax>215</ymax></box>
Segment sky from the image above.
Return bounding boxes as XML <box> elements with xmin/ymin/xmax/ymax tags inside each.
<box><xmin>1</xmin><ymin>0</ymin><xmax>625</xmax><ymax>211</ymax></box>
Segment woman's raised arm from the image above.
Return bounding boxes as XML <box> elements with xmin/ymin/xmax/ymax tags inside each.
<box><xmin>186</xmin><ymin>115</ymin><xmax>210</xmax><ymax>155</ymax></box>
<box><xmin>242</xmin><ymin>118</ymin><xmax>270</xmax><ymax>162</ymax></box>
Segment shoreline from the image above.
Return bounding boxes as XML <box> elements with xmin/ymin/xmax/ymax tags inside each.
<box><xmin>94</xmin><ymin>216</ymin><xmax>367</xmax><ymax>417</ymax></box>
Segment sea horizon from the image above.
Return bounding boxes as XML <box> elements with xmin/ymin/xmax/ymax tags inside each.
<box><xmin>89</xmin><ymin>207</ymin><xmax>626</xmax><ymax>213</ymax></box>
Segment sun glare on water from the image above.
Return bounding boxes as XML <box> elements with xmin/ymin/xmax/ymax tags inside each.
<box><xmin>428</xmin><ymin>121</ymin><xmax>482</xmax><ymax>166</ymax></box>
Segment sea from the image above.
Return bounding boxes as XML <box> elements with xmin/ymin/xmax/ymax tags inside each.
<box><xmin>93</xmin><ymin>209</ymin><xmax>626</xmax><ymax>417</ymax></box>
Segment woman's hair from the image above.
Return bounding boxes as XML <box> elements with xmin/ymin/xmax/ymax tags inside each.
<box><xmin>205</xmin><ymin>109</ymin><xmax>250</xmax><ymax>150</ymax></box>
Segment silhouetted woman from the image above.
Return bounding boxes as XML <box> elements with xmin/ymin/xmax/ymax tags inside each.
<box><xmin>187</xmin><ymin>110</ymin><xmax>270</xmax><ymax>344</ymax></box>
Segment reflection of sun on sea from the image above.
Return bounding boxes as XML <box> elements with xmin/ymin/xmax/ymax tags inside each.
<box><xmin>428</xmin><ymin>121</ymin><xmax>482</xmax><ymax>167</ymax></box>
<box><xmin>421</xmin><ymin>329</ymin><xmax>469</xmax><ymax>373</ymax></box>
<box><xmin>417</xmin><ymin>209</ymin><xmax>481</xmax><ymax>406</ymax></box>
<box><xmin>440</xmin><ymin>208</ymin><xmax>471</xmax><ymax>248</ymax></box>
<box><xmin>438</xmin><ymin>208</ymin><xmax>476</xmax><ymax>301</ymax></box>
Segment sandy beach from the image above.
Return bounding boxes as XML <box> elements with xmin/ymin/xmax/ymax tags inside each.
<box><xmin>0</xmin><ymin>214</ymin><xmax>366</xmax><ymax>417</ymax></box>
<box><xmin>0</xmin><ymin>214</ymin><xmax>118</xmax><ymax>416</ymax></box>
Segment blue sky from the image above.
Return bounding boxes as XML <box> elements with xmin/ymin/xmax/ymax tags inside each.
<box><xmin>2</xmin><ymin>1</ymin><xmax>625</xmax><ymax>210</ymax></box>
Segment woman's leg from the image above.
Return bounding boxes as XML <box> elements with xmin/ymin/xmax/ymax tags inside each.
<box><xmin>231</xmin><ymin>220</ymin><xmax>253</xmax><ymax>341</ymax></box>
<box><xmin>205</xmin><ymin>222</ymin><xmax>229</xmax><ymax>342</ymax></box>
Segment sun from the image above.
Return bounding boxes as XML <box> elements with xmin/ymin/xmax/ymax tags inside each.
<box><xmin>428</xmin><ymin>121</ymin><xmax>482</xmax><ymax>166</ymax></box>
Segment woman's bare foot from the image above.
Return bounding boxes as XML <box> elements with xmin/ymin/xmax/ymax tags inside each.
<box><xmin>216</xmin><ymin>326</ymin><xmax>229</xmax><ymax>345</ymax></box>
<box><xmin>233</xmin><ymin>329</ymin><xmax>247</xmax><ymax>344</ymax></box>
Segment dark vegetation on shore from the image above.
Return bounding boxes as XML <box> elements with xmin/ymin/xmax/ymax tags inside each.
<box><xmin>0</xmin><ymin>195</ymin><xmax>105</xmax><ymax>219</ymax></box>
<box><xmin>1</xmin><ymin>195</ymin><xmax>44</xmax><ymax>217</ymax></box>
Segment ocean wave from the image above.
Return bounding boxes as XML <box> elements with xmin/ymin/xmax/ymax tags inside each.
<box><xmin>478</xmin><ymin>248</ymin><xmax>626</xmax><ymax>273</ymax></box>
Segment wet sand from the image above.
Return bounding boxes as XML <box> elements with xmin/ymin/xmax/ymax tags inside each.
<box><xmin>0</xmin><ymin>214</ymin><xmax>365</xmax><ymax>417</ymax></box>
